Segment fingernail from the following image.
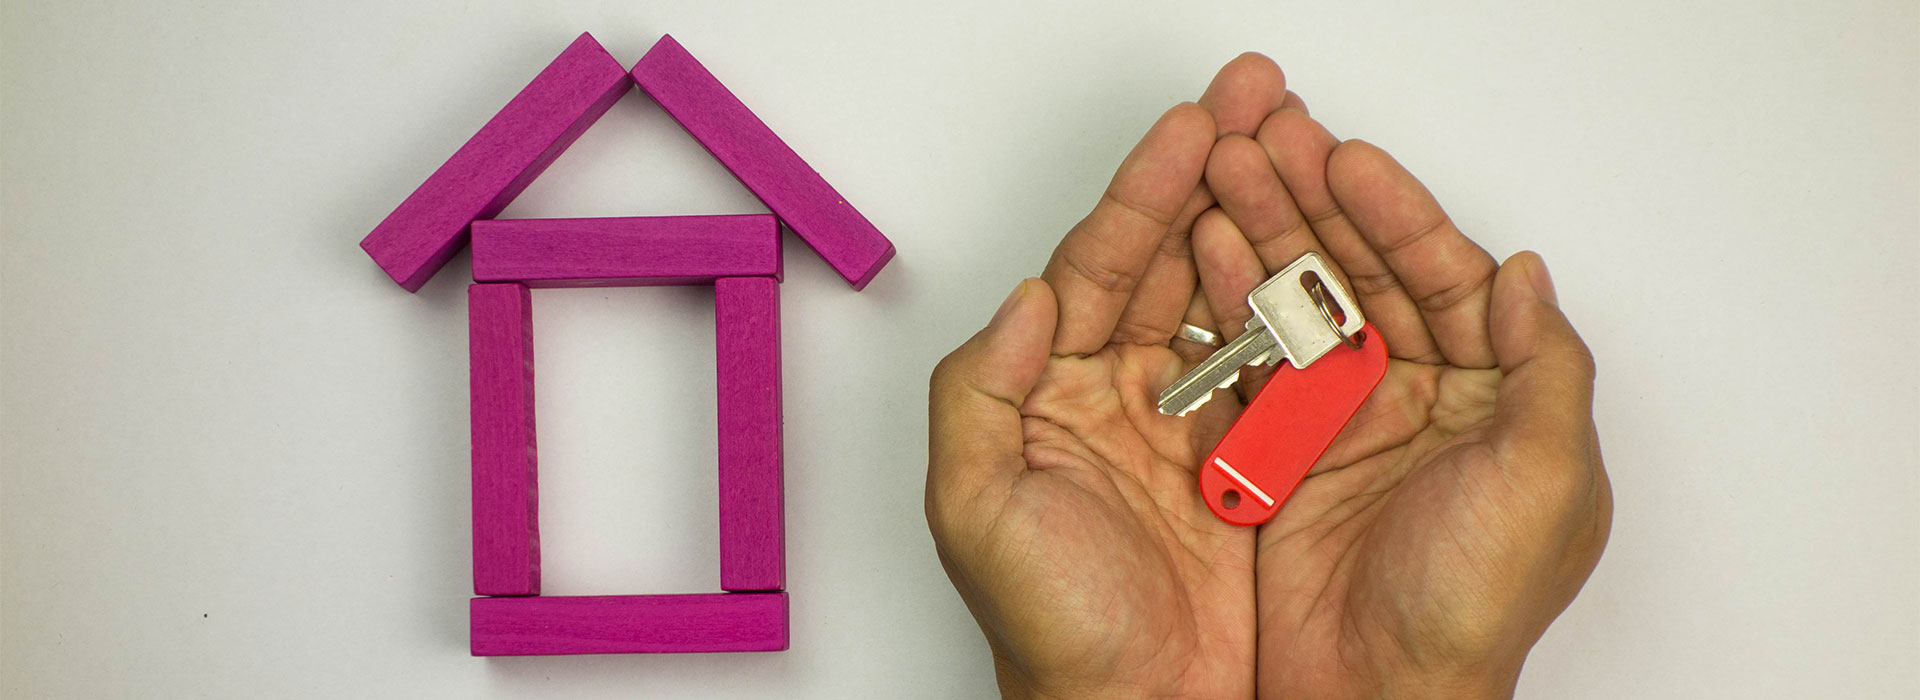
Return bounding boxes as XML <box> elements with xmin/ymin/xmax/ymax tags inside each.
<box><xmin>1527</xmin><ymin>256</ymin><xmax>1558</xmax><ymax>307</ymax></box>
<box><xmin>990</xmin><ymin>279</ymin><xmax>1027</xmax><ymax>326</ymax></box>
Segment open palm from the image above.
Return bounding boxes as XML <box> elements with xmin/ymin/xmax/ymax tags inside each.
<box><xmin>1189</xmin><ymin>106</ymin><xmax>1612</xmax><ymax>699</ymax></box>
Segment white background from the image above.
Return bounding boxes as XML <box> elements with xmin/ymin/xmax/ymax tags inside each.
<box><xmin>3</xmin><ymin>1</ymin><xmax>1915</xmax><ymax>697</ymax></box>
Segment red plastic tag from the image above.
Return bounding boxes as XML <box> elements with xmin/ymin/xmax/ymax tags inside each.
<box><xmin>1199</xmin><ymin>324</ymin><xmax>1388</xmax><ymax>526</ymax></box>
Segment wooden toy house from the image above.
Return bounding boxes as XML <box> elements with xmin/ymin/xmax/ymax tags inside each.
<box><xmin>359</xmin><ymin>32</ymin><xmax>893</xmax><ymax>655</ymax></box>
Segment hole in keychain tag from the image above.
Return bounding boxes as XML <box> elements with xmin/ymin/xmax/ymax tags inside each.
<box><xmin>1199</xmin><ymin>323</ymin><xmax>1388</xmax><ymax>526</ymax></box>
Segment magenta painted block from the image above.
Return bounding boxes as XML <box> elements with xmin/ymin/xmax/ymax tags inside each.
<box><xmin>469</xmin><ymin>283</ymin><xmax>539</xmax><ymax>596</ymax></box>
<box><xmin>471</xmin><ymin>215</ymin><xmax>782</xmax><ymax>287</ymax></box>
<box><xmin>361</xmin><ymin>33</ymin><xmax>632</xmax><ymax>292</ymax></box>
<box><xmin>715</xmin><ymin>277</ymin><xmax>783</xmax><ymax>592</ymax></box>
<box><xmin>470</xmin><ymin>593</ymin><xmax>790</xmax><ymax>655</ymax></box>
<box><xmin>631</xmin><ymin>35</ymin><xmax>895</xmax><ymax>291</ymax></box>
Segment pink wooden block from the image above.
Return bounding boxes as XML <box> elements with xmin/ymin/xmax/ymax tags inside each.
<box><xmin>470</xmin><ymin>283</ymin><xmax>539</xmax><ymax>596</ymax></box>
<box><xmin>470</xmin><ymin>593</ymin><xmax>789</xmax><ymax>655</ymax></box>
<box><xmin>361</xmin><ymin>33</ymin><xmax>631</xmax><ymax>292</ymax></box>
<box><xmin>631</xmin><ymin>35</ymin><xmax>895</xmax><ymax>291</ymax></box>
<box><xmin>471</xmin><ymin>215</ymin><xmax>782</xmax><ymax>287</ymax></box>
<box><xmin>715</xmin><ymin>277</ymin><xmax>783</xmax><ymax>591</ymax></box>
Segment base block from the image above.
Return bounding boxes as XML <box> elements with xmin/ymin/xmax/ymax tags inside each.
<box><xmin>470</xmin><ymin>593</ymin><xmax>790</xmax><ymax>655</ymax></box>
<box><xmin>715</xmin><ymin>277</ymin><xmax>784</xmax><ymax>591</ymax></box>
<box><xmin>469</xmin><ymin>283</ymin><xmax>539</xmax><ymax>596</ymax></box>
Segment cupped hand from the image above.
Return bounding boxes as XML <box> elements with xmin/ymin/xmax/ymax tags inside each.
<box><xmin>1192</xmin><ymin>106</ymin><xmax>1612</xmax><ymax>699</ymax></box>
<box><xmin>924</xmin><ymin>56</ymin><xmax>1305</xmax><ymax>700</ymax></box>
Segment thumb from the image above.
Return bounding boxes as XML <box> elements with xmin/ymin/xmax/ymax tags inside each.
<box><xmin>927</xmin><ymin>279</ymin><xmax>1059</xmax><ymax>499</ymax></box>
<box><xmin>1487</xmin><ymin>252</ymin><xmax>1599</xmax><ymax>464</ymax></box>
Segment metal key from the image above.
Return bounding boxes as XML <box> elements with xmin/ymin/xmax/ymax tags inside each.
<box><xmin>1157</xmin><ymin>253</ymin><xmax>1367</xmax><ymax>416</ymax></box>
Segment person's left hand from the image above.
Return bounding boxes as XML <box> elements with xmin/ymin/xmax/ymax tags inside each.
<box><xmin>1190</xmin><ymin>83</ymin><xmax>1611</xmax><ymax>700</ymax></box>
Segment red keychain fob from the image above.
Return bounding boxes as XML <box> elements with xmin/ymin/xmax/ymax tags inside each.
<box><xmin>1199</xmin><ymin>325</ymin><xmax>1386</xmax><ymax>525</ymax></box>
<box><xmin>1158</xmin><ymin>253</ymin><xmax>1388</xmax><ymax>526</ymax></box>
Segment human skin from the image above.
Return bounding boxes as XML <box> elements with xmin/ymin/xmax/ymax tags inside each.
<box><xmin>926</xmin><ymin>55</ymin><xmax>1611</xmax><ymax>700</ymax></box>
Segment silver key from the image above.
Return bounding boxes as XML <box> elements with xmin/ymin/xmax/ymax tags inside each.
<box><xmin>1157</xmin><ymin>253</ymin><xmax>1367</xmax><ymax>416</ymax></box>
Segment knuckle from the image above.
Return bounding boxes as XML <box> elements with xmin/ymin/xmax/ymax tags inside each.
<box><xmin>1155</xmin><ymin>227</ymin><xmax>1196</xmax><ymax>258</ymax></box>
<box><xmin>929</xmin><ymin>348</ymin><xmax>969</xmax><ymax>396</ymax></box>
<box><xmin>1347</xmin><ymin>267</ymin><xmax>1405</xmax><ymax>297</ymax></box>
<box><xmin>1303</xmin><ymin>202</ymin><xmax>1348</xmax><ymax>229</ymax></box>
<box><xmin>1100</xmin><ymin>188</ymin><xmax>1181</xmax><ymax>231</ymax></box>
<box><xmin>1062</xmin><ymin>248</ymin><xmax>1144</xmax><ymax>295</ymax></box>
<box><xmin>1411</xmin><ymin>264</ymin><xmax>1496</xmax><ymax>314</ymax></box>
<box><xmin>1246</xmin><ymin>217</ymin><xmax>1314</xmax><ymax>249</ymax></box>
<box><xmin>1376</xmin><ymin>214</ymin><xmax>1453</xmax><ymax>256</ymax></box>
<box><xmin>1108</xmin><ymin>317</ymin><xmax>1167</xmax><ymax>345</ymax></box>
<box><xmin>1545</xmin><ymin>342</ymin><xmax>1597</xmax><ymax>384</ymax></box>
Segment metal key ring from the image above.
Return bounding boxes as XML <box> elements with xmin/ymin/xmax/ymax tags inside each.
<box><xmin>1309</xmin><ymin>278</ymin><xmax>1364</xmax><ymax>350</ymax></box>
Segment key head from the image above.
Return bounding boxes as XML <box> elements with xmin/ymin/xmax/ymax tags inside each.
<box><xmin>1246</xmin><ymin>253</ymin><xmax>1366</xmax><ymax>371</ymax></box>
<box><xmin>1199</xmin><ymin>323</ymin><xmax>1388</xmax><ymax>526</ymax></box>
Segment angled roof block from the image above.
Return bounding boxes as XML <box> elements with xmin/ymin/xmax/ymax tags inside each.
<box><xmin>361</xmin><ymin>33</ymin><xmax>631</xmax><ymax>292</ymax></box>
<box><xmin>632</xmin><ymin>35</ymin><xmax>896</xmax><ymax>290</ymax></box>
<box><xmin>471</xmin><ymin>215</ymin><xmax>782</xmax><ymax>287</ymax></box>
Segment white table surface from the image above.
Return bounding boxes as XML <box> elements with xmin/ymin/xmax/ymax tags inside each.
<box><xmin>3</xmin><ymin>1</ymin><xmax>1915</xmax><ymax>697</ymax></box>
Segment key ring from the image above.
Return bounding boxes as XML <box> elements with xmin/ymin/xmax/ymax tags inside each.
<box><xmin>1309</xmin><ymin>278</ymin><xmax>1364</xmax><ymax>350</ymax></box>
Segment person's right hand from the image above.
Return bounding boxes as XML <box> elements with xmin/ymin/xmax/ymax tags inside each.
<box><xmin>927</xmin><ymin>102</ymin><xmax>1255</xmax><ymax>700</ymax></box>
<box><xmin>923</xmin><ymin>57</ymin><xmax>1310</xmax><ymax>700</ymax></box>
<box><xmin>1190</xmin><ymin>96</ymin><xmax>1613</xmax><ymax>699</ymax></box>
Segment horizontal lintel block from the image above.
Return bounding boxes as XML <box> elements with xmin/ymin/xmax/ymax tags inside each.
<box><xmin>469</xmin><ymin>283</ymin><xmax>539</xmax><ymax>596</ymax></box>
<box><xmin>471</xmin><ymin>215</ymin><xmax>782</xmax><ymax>287</ymax></box>
<box><xmin>632</xmin><ymin>35</ymin><xmax>894</xmax><ymax>291</ymax></box>
<box><xmin>715</xmin><ymin>277</ymin><xmax>783</xmax><ymax>591</ymax></box>
<box><xmin>361</xmin><ymin>33</ymin><xmax>631</xmax><ymax>292</ymax></box>
<box><xmin>470</xmin><ymin>593</ymin><xmax>790</xmax><ymax>655</ymax></box>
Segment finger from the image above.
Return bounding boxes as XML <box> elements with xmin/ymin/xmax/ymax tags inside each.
<box><xmin>1255</xmin><ymin>109</ymin><xmax>1441</xmax><ymax>363</ymax></box>
<box><xmin>1118</xmin><ymin>51</ymin><xmax>1290</xmax><ymax>346</ymax></box>
<box><xmin>1327</xmin><ymin>140</ymin><xmax>1501</xmax><ymax>368</ymax></box>
<box><xmin>1193</xmin><ymin>209</ymin><xmax>1266</xmax><ymax>341</ymax></box>
<box><xmin>1111</xmin><ymin>185</ymin><xmax>1213</xmax><ymax>345</ymax></box>
<box><xmin>1486</xmin><ymin>253</ymin><xmax>1599</xmax><ymax>468</ymax></box>
<box><xmin>1281</xmin><ymin>90</ymin><xmax>1307</xmax><ymax>115</ymax></box>
<box><xmin>928</xmin><ymin>279</ymin><xmax>1059</xmax><ymax>502</ymax></box>
<box><xmin>1192</xmin><ymin>208</ymin><xmax>1279</xmax><ymax>397</ymax></box>
<box><xmin>1205</xmin><ymin>133</ymin><xmax>1331</xmax><ymax>274</ymax></box>
<box><xmin>1042</xmin><ymin>103</ymin><xmax>1215</xmax><ymax>355</ymax></box>
<box><xmin>1198</xmin><ymin>52</ymin><xmax>1289</xmax><ymax>137</ymax></box>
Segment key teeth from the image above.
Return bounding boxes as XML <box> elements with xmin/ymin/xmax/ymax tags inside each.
<box><xmin>1177</xmin><ymin>377</ymin><xmax>1236</xmax><ymax>417</ymax></box>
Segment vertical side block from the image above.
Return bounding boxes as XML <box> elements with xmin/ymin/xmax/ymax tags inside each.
<box><xmin>361</xmin><ymin>33</ymin><xmax>631</xmax><ymax>292</ymax></box>
<box><xmin>715</xmin><ymin>277</ymin><xmax>783</xmax><ymax>591</ymax></box>
<box><xmin>470</xmin><ymin>283</ymin><xmax>538</xmax><ymax>596</ymax></box>
<box><xmin>632</xmin><ymin>35</ymin><xmax>896</xmax><ymax>291</ymax></box>
<box><xmin>470</xmin><ymin>593</ymin><xmax>790</xmax><ymax>655</ymax></box>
